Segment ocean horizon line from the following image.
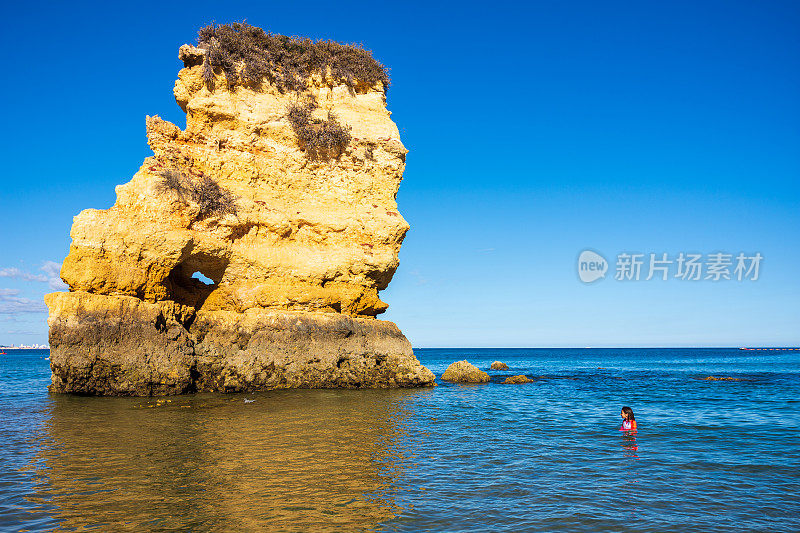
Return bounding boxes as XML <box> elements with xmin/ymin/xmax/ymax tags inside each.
<box><xmin>413</xmin><ymin>346</ymin><xmax>800</xmax><ymax>350</ymax></box>
<box><xmin>3</xmin><ymin>345</ymin><xmax>799</xmax><ymax>350</ymax></box>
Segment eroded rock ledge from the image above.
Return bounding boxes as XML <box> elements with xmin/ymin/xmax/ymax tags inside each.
<box><xmin>46</xmin><ymin>24</ymin><xmax>434</xmax><ymax>395</ymax></box>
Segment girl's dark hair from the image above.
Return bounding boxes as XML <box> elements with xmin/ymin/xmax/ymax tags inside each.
<box><xmin>621</xmin><ymin>406</ymin><xmax>635</xmax><ymax>420</ymax></box>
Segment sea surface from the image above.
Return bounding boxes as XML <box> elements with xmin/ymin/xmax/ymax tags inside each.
<box><xmin>1</xmin><ymin>348</ymin><xmax>798</xmax><ymax>532</ymax></box>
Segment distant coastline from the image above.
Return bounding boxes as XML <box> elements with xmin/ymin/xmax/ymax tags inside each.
<box><xmin>0</xmin><ymin>345</ymin><xmax>49</xmax><ymax>350</ymax></box>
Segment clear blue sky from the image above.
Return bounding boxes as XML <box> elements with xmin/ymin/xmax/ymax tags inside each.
<box><xmin>1</xmin><ymin>1</ymin><xmax>798</xmax><ymax>347</ymax></box>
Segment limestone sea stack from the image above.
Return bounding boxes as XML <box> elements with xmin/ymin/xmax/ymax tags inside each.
<box><xmin>45</xmin><ymin>23</ymin><xmax>435</xmax><ymax>395</ymax></box>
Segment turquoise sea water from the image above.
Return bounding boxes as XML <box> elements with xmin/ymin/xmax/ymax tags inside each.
<box><xmin>1</xmin><ymin>348</ymin><xmax>799</xmax><ymax>532</ymax></box>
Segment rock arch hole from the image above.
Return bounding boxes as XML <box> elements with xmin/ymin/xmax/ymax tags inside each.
<box><xmin>164</xmin><ymin>253</ymin><xmax>229</xmax><ymax>308</ymax></box>
<box><xmin>191</xmin><ymin>271</ymin><xmax>215</xmax><ymax>285</ymax></box>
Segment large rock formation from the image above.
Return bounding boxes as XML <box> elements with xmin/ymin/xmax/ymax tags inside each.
<box><xmin>45</xmin><ymin>24</ymin><xmax>435</xmax><ymax>395</ymax></box>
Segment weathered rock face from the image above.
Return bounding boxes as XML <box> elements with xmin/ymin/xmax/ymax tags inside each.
<box><xmin>45</xmin><ymin>34</ymin><xmax>434</xmax><ymax>395</ymax></box>
<box><xmin>490</xmin><ymin>361</ymin><xmax>509</xmax><ymax>370</ymax></box>
<box><xmin>441</xmin><ymin>361</ymin><xmax>490</xmax><ymax>384</ymax></box>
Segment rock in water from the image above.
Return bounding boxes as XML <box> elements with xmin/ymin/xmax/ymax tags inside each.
<box><xmin>490</xmin><ymin>361</ymin><xmax>509</xmax><ymax>370</ymax></box>
<box><xmin>441</xmin><ymin>361</ymin><xmax>490</xmax><ymax>384</ymax></box>
<box><xmin>502</xmin><ymin>375</ymin><xmax>533</xmax><ymax>384</ymax></box>
<box><xmin>45</xmin><ymin>24</ymin><xmax>435</xmax><ymax>396</ymax></box>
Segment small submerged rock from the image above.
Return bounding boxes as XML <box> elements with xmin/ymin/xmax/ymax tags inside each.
<box><xmin>702</xmin><ymin>376</ymin><xmax>743</xmax><ymax>381</ymax></box>
<box><xmin>441</xmin><ymin>360</ymin><xmax>490</xmax><ymax>383</ymax></box>
<box><xmin>490</xmin><ymin>361</ymin><xmax>509</xmax><ymax>370</ymax></box>
<box><xmin>502</xmin><ymin>375</ymin><xmax>533</xmax><ymax>384</ymax></box>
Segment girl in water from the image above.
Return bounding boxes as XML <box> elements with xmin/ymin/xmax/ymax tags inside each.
<box><xmin>620</xmin><ymin>406</ymin><xmax>637</xmax><ymax>431</ymax></box>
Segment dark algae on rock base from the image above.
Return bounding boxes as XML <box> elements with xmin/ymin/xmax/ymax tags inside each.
<box><xmin>45</xmin><ymin>24</ymin><xmax>434</xmax><ymax>396</ymax></box>
<box><xmin>48</xmin><ymin>294</ymin><xmax>431</xmax><ymax>396</ymax></box>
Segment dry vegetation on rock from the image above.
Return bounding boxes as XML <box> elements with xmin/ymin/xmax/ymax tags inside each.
<box><xmin>197</xmin><ymin>22</ymin><xmax>390</xmax><ymax>92</ymax></box>
<box><xmin>286</xmin><ymin>102</ymin><xmax>352</xmax><ymax>160</ymax></box>
<box><xmin>157</xmin><ymin>169</ymin><xmax>237</xmax><ymax>219</ymax></box>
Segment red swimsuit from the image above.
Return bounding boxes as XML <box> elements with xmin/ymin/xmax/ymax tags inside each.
<box><xmin>620</xmin><ymin>419</ymin><xmax>638</xmax><ymax>431</ymax></box>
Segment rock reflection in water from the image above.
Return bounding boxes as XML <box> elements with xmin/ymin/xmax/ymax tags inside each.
<box><xmin>32</xmin><ymin>389</ymin><xmax>425</xmax><ymax>531</ymax></box>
